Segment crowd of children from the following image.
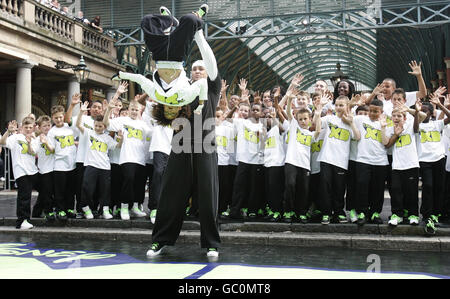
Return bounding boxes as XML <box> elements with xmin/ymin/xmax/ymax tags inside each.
<box><xmin>1</xmin><ymin>60</ymin><xmax>450</xmax><ymax>236</ymax></box>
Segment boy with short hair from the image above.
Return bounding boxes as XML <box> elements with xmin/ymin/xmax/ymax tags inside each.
<box><xmin>104</xmin><ymin>99</ymin><xmax>152</xmax><ymax>220</ymax></box>
<box><xmin>284</xmin><ymin>93</ymin><xmax>321</xmax><ymax>223</ymax></box>
<box><xmin>317</xmin><ymin>95</ymin><xmax>361</xmax><ymax>224</ymax></box>
<box><xmin>76</xmin><ymin>102</ymin><xmax>123</xmax><ymax>220</ymax></box>
<box><xmin>47</xmin><ymin>105</ymin><xmax>78</xmax><ymax>220</ymax></box>
<box><xmin>414</xmin><ymin>96</ymin><xmax>450</xmax><ymax>234</ymax></box>
<box><xmin>0</xmin><ymin>118</ymin><xmax>39</xmax><ymax>229</ymax></box>
<box><xmin>385</xmin><ymin>102</ymin><xmax>423</xmax><ymax>226</ymax></box>
<box><xmin>31</xmin><ymin>115</ymin><xmax>56</xmax><ymax>221</ymax></box>
<box><xmin>352</xmin><ymin>99</ymin><xmax>390</xmax><ymax>225</ymax></box>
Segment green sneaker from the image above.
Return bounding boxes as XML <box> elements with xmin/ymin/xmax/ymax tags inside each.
<box><xmin>424</xmin><ymin>218</ymin><xmax>436</xmax><ymax>235</ymax></box>
<box><xmin>257</xmin><ymin>209</ymin><xmax>265</xmax><ymax>217</ymax></box>
<box><xmin>357</xmin><ymin>212</ymin><xmax>366</xmax><ymax>226</ymax></box>
<box><xmin>45</xmin><ymin>212</ymin><xmax>56</xmax><ymax>221</ymax></box>
<box><xmin>67</xmin><ymin>209</ymin><xmax>77</xmax><ymax>218</ymax></box>
<box><xmin>241</xmin><ymin>208</ymin><xmax>248</xmax><ymax>217</ymax></box>
<box><xmin>337</xmin><ymin>214</ymin><xmax>348</xmax><ymax>223</ymax></box>
<box><xmin>370</xmin><ymin>212</ymin><xmax>383</xmax><ymax>224</ymax></box>
<box><xmin>160</xmin><ymin>6</ymin><xmax>171</xmax><ymax>16</ymax></box>
<box><xmin>321</xmin><ymin>215</ymin><xmax>330</xmax><ymax>225</ymax></box>
<box><xmin>349</xmin><ymin>209</ymin><xmax>357</xmax><ymax>223</ymax></box>
<box><xmin>270</xmin><ymin>212</ymin><xmax>281</xmax><ymax>222</ymax></box>
<box><xmin>298</xmin><ymin>214</ymin><xmax>308</xmax><ymax>224</ymax></box>
<box><xmin>146</xmin><ymin>242</ymin><xmax>166</xmax><ymax>257</ymax></box>
<box><xmin>150</xmin><ymin>209</ymin><xmax>157</xmax><ymax>224</ymax></box>
<box><xmin>197</xmin><ymin>4</ymin><xmax>209</xmax><ymax>18</ymax></box>
<box><xmin>430</xmin><ymin>215</ymin><xmax>439</xmax><ymax>226</ymax></box>
<box><xmin>57</xmin><ymin>211</ymin><xmax>67</xmax><ymax>221</ymax></box>
<box><xmin>282</xmin><ymin>211</ymin><xmax>295</xmax><ymax>223</ymax></box>
<box><xmin>408</xmin><ymin>215</ymin><xmax>419</xmax><ymax>225</ymax></box>
<box><xmin>388</xmin><ymin>214</ymin><xmax>403</xmax><ymax>226</ymax></box>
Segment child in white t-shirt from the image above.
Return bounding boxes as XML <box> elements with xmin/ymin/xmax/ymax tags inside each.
<box><xmin>215</xmin><ymin>108</ymin><xmax>238</xmax><ymax>219</ymax></box>
<box><xmin>47</xmin><ymin>105</ymin><xmax>78</xmax><ymax>220</ymax></box>
<box><xmin>226</xmin><ymin>102</ymin><xmax>265</xmax><ymax>220</ymax></box>
<box><xmin>284</xmin><ymin>94</ymin><xmax>321</xmax><ymax>223</ymax></box>
<box><xmin>0</xmin><ymin>118</ymin><xmax>39</xmax><ymax>229</ymax></box>
<box><xmin>317</xmin><ymin>96</ymin><xmax>361</xmax><ymax>224</ymax></box>
<box><xmin>104</xmin><ymin>99</ymin><xmax>152</xmax><ymax>220</ymax></box>
<box><xmin>353</xmin><ymin>99</ymin><xmax>390</xmax><ymax>225</ymax></box>
<box><xmin>76</xmin><ymin>102</ymin><xmax>122</xmax><ymax>220</ymax></box>
<box><xmin>414</xmin><ymin>97</ymin><xmax>450</xmax><ymax>234</ymax></box>
<box><xmin>385</xmin><ymin>105</ymin><xmax>422</xmax><ymax>226</ymax></box>
<box><xmin>31</xmin><ymin>115</ymin><xmax>56</xmax><ymax>221</ymax></box>
<box><xmin>262</xmin><ymin>104</ymin><xmax>289</xmax><ymax>222</ymax></box>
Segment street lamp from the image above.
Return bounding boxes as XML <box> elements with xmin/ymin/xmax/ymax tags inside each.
<box><xmin>330</xmin><ymin>62</ymin><xmax>348</xmax><ymax>88</ymax></box>
<box><xmin>54</xmin><ymin>56</ymin><xmax>90</xmax><ymax>83</ymax></box>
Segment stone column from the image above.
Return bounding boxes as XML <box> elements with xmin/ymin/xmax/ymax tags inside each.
<box><xmin>67</xmin><ymin>76</ymin><xmax>80</xmax><ymax>117</ymax></box>
<box><xmin>445</xmin><ymin>57</ymin><xmax>450</xmax><ymax>90</ymax></box>
<box><xmin>15</xmin><ymin>60</ymin><xmax>37</xmax><ymax>123</ymax></box>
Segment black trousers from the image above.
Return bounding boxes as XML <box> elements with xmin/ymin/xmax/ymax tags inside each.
<box><xmin>152</xmin><ymin>151</ymin><xmax>221</xmax><ymax>249</ymax></box>
<box><xmin>120</xmin><ymin>163</ymin><xmax>146</xmax><ymax>206</ymax></box>
<box><xmin>391</xmin><ymin>168</ymin><xmax>419</xmax><ymax>216</ymax></box>
<box><xmin>53</xmin><ymin>169</ymin><xmax>76</xmax><ymax>212</ymax></box>
<box><xmin>265</xmin><ymin>166</ymin><xmax>284</xmax><ymax>213</ymax></box>
<box><xmin>444</xmin><ymin>171</ymin><xmax>450</xmax><ymax>218</ymax></box>
<box><xmin>110</xmin><ymin>163</ymin><xmax>122</xmax><ymax>209</ymax></box>
<box><xmin>308</xmin><ymin>173</ymin><xmax>321</xmax><ymax>211</ymax></box>
<box><xmin>141</xmin><ymin>13</ymin><xmax>203</xmax><ymax>62</ymax></box>
<box><xmin>284</xmin><ymin>163</ymin><xmax>310</xmax><ymax>215</ymax></box>
<box><xmin>81</xmin><ymin>166</ymin><xmax>111</xmax><ymax>210</ymax></box>
<box><xmin>218</xmin><ymin>165</ymin><xmax>237</xmax><ymax>213</ymax></box>
<box><xmin>15</xmin><ymin>174</ymin><xmax>39</xmax><ymax>227</ymax></box>
<box><xmin>345</xmin><ymin>160</ymin><xmax>357</xmax><ymax>211</ymax></box>
<box><xmin>355</xmin><ymin>162</ymin><xmax>387</xmax><ymax>215</ymax></box>
<box><xmin>148</xmin><ymin>152</ymin><xmax>169</xmax><ymax>210</ymax></box>
<box><xmin>75</xmin><ymin>162</ymin><xmax>85</xmax><ymax>212</ymax></box>
<box><xmin>34</xmin><ymin>172</ymin><xmax>54</xmax><ymax>215</ymax></box>
<box><xmin>319</xmin><ymin>162</ymin><xmax>347</xmax><ymax>216</ymax></box>
<box><xmin>229</xmin><ymin>162</ymin><xmax>265</xmax><ymax>216</ymax></box>
<box><xmin>419</xmin><ymin>158</ymin><xmax>446</xmax><ymax>219</ymax></box>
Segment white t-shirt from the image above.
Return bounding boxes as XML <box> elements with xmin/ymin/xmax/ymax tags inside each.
<box><xmin>72</xmin><ymin>115</ymin><xmax>95</xmax><ymax>163</ymax></box>
<box><xmin>31</xmin><ymin>137</ymin><xmax>54</xmax><ymax>174</ymax></box>
<box><xmin>264</xmin><ymin>120</ymin><xmax>288</xmax><ymax>168</ymax></box>
<box><xmin>310</xmin><ymin>129</ymin><xmax>325</xmax><ymax>175</ymax></box>
<box><xmin>416</xmin><ymin>119</ymin><xmax>445</xmax><ymax>163</ymax></box>
<box><xmin>386</xmin><ymin>118</ymin><xmax>419</xmax><ymax>170</ymax></box>
<box><xmin>149</xmin><ymin>124</ymin><xmax>173</xmax><ymax>156</ymax></box>
<box><xmin>233</xmin><ymin>118</ymin><xmax>264</xmax><ymax>165</ymax></box>
<box><xmin>108</xmin><ymin>116</ymin><xmax>152</xmax><ymax>166</ymax></box>
<box><xmin>47</xmin><ymin>124</ymin><xmax>77</xmax><ymax>171</ymax></box>
<box><xmin>82</xmin><ymin>129</ymin><xmax>118</xmax><ymax>170</ymax></box>
<box><xmin>353</xmin><ymin>115</ymin><xmax>389</xmax><ymax>166</ymax></box>
<box><xmin>4</xmin><ymin>134</ymin><xmax>38</xmax><ymax>179</ymax></box>
<box><xmin>216</xmin><ymin>122</ymin><xmax>238</xmax><ymax>166</ymax></box>
<box><xmin>108</xmin><ymin>132</ymin><xmax>121</xmax><ymax>165</ymax></box>
<box><xmin>285</xmin><ymin>119</ymin><xmax>313</xmax><ymax>170</ymax></box>
<box><xmin>443</xmin><ymin>132</ymin><xmax>450</xmax><ymax>172</ymax></box>
<box><xmin>317</xmin><ymin>114</ymin><xmax>354</xmax><ymax>170</ymax></box>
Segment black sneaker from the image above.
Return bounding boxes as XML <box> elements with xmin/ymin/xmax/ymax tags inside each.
<box><xmin>66</xmin><ymin>209</ymin><xmax>77</xmax><ymax>219</ymax></box>
<box><xmin>357</xmin><ymin>213</ymin><xmax>366</xmax><ymax>226</ymax></box>
<box><xmin>146</xmin><ymin>242</ymin><xmax>166</xmax><ymax>257</ymax></box>
<box><xmin>44</xmin><ymin>212</ymin><xmax>56</xmax><ymax>222</ymax></box>
<box><xmin>424</xmin><ymin>218</ymin><xmax>436</xmax><ymax>236</ymax></box>
<box><xmin>57</xmin><ymin>211</ymin><xmax>67</xmax><ymax>221</ymax></box>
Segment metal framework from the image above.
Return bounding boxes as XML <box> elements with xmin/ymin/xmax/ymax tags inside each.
<box><xmin>104</xmin><ymin>0</ymin><xmax>450</xmax><ymax>92</ymax></box>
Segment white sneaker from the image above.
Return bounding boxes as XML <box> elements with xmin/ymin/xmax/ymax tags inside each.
<box><xmin>408</xmin><ymin>215</ymin><xmax>419</xmax><ymax>225</ymax></box>
<box><xmin>103</xmin><ymin>207</ymin><xmax>113</xmax><ymax>220</ymax></box>
<box><xmin>131</xmin><ymin>203</ymin><xmax>146</xmax><ymax>217</ymax></box>
<box><xmin>388</xmin><ymin>214</ymin><xmax>403</xmax><ymax>226</ymax></box>
<box><xmin>20</xmin><ymin>220</ymin><xmax>34</xmax><ymax>229</ymax></box>
<box><xmin>120</xmin><ymin>203</ymin><xmax>130</xmax><ymax>220</ymax></box>
<box><xmin>150</xmin><ymin>209</ymin><xmax>157</xmax><ymax>224</ymax></box>
<box><xmin>206</xmin><ymin>248</ymin><xmax>219</xmax><ymax>258</ymax></box>
<box><xmin>146</xmin><ymin>242</ymin><xmax>166</xmax><ymax>258</ymax></box>
<box><xmin>0</xmin><ymin>177</ymin><xmax>5</xmax><ymax>182</ymax></box>
<box><xmin>82</xmin><ymin>206</ymin><xmax>94</xmax><ymax>219</ymax></box>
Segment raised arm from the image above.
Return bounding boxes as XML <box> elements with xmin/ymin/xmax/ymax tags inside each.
<box><xmin>408</xmin><ymin>61</ymin><xmax>427</xmax><ymax>100</ymax></box>
<box><xmin>76</xmin><ymin>101</ymin><xmax>90</xmax><ymax>134</ymax></box>
<box><xmin>0</xmin><ymin>121</ymin><xmax>17</xmax><ymax>145</ymax></box>
<box><xmin>430</xmin><ymin>93</ymin><xmax>450</xmax><ymax>125</ymax></box>
<box><xmin>194</xmin><ymin>29</ymin><xmax>218</xmax><ymax>81</ymax></box>
<box><xmin>65</xmin><ymin>93</ymin><xmax>82</xmax><ymax>124</ymax></box>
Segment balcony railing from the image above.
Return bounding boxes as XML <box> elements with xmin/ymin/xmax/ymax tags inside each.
<box><xmin>0</xmin><ymin>0</ymin><xmax>115</xmax><ymax>57</ymax></box>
